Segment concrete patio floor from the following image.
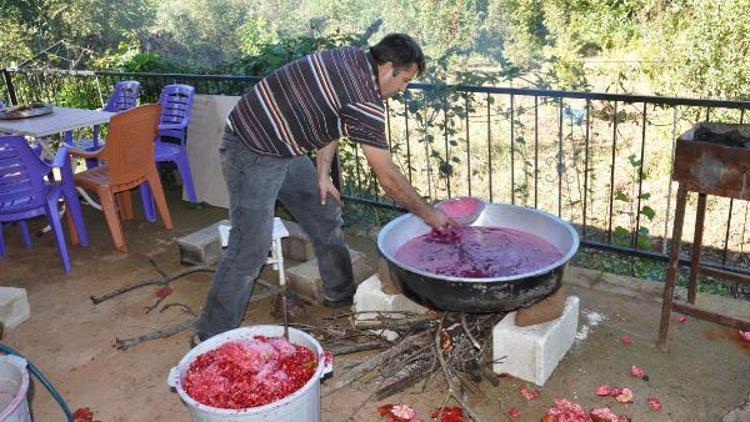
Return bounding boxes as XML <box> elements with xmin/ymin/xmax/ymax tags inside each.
<box><xmin>1</xmin><ymin>190</ymin><xmax>749</xmax><ymax>421</ymax></box>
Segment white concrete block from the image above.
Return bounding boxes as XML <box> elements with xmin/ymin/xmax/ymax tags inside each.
<box><xmin>0</xmin><ymin>287</ymin><xmax>30</xmax><ymax>329</ymax></box>
<box><xmin>177</xmin><ymin>219</ymin><xmax>228</xmax><ymax>266</ymax></box>
<box><xmin>353</xmin><ymin>274</ymin><xmax>427</xmax><ymax>322</ymax></box>
<box><xmin>492</xmin><ymin>296</ymin><xmax>579</xmax><ymax>386</ymax></box>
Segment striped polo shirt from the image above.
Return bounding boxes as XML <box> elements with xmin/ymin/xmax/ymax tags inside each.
<box><xmin>228</xmin><ymin>46</ymin><xmax>389</xmax><ymax>157</ymax></box>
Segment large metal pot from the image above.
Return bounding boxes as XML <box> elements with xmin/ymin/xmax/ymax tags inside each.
<box><xmin>377</xmin><ymin>203</ymin><xmax>579</xmax><ymax>313</ymax></box>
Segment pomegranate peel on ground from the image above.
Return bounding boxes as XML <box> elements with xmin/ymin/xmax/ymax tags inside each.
<box><xmin>378</xmin><ymin>404</ymin><xmax>420</xmax><ymax>422</ymax></box>
<box><xmin>590</xmin><ymin>407</ymin><xmax>620</xmax><ymax>422</ymax></box>
<box><xmin>647</xmin><ymin>397</ymin><xmax>662</xmax><ymax>411</ymax></box>
<box><xmin>595</xmin><ymin>386</ymin><xmax>634</xmax><ymax>403</ymax></box>
<box><xmin>628</xmin><ymin>365</ymin><xmax>646</xmax><ymax>378</ymax></box>
<box><xmin>542</xmin><ymin>398</ymin><xmax>591</xmax><ymax>421</ymax></box>
<box><xmin>519</xmin><ymin>384</ymin><xmax>541</xmax><ymax>400</ymax></box>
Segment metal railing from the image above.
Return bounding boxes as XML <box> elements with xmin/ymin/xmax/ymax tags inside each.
<box><xmin>3</xmin><ymin>67</ymin><xmax>750</xmax><ymax>278</ymax></box>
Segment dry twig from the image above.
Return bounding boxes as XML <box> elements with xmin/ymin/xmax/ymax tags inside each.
<box><xmin>91</xmin><ymin>265</ymin><xmax>215</xmax><ymax>304</ymax></box>
<box><xmin>435</xmin><ymin>313</ymin><xmax>482</xmax><ymax>422</ymax></box>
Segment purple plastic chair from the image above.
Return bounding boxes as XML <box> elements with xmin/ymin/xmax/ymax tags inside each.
<box><xmin>65</xmin><ymin>80</ymin><xmax>141</xmax><ymax>152</ymax></box>
<box><xmin>0</xmin><ymin>136</ymin><xmax>89</xmax><ymax>273</ymax></box>
<box><xmin>154</xmin><ymin>84</ymin><xmax>197</xmax><ymax>202</ymax></box>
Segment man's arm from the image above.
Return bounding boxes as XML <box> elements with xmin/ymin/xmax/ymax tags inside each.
<box><xmin>361</xmin><ymin>144</ymin><xmax>453</xmax><ymax>228</ymax></box>
<box><xmin>316</xmin><ymin>140</ymin><xmax>342</xmax><ymax>205</ymax></box>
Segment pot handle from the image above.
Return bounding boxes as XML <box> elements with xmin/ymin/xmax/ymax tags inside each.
<box><xmin>167</xmin><ymin>366</ymin><xmax>180</xmax><ymax>388</ymax></box>
<box><xmin>320</xmin><ymin>351</ymin><xmax>333</xmax><ymax>378</ymax></box>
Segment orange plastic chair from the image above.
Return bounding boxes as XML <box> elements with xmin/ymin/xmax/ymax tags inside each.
<box><xmin>68</xmin><ymin>103</ymin><xmax>173</xmax><ymax>252</ymax></box>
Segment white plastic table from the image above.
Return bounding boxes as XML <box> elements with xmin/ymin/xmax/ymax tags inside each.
<box><xmin>0</xmin><ymin>106</ymin><xmax>114</xmax><ymax>138</ymax></box>
<box><xmin>0</xmin><ymin>106</ymin><xmax>115</xmax><ymax>210</ymax></box>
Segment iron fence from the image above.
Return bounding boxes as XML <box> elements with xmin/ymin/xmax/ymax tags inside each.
<box><xmin>4</xmin><ymin>67</ymin><xmax>750</xmax><ymax>278</ymax></box>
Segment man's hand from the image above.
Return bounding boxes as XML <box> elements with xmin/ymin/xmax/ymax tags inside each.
<box><xmin>423</xmin><ymin>207</ymin><xmax>458</xmax><ymax>229</ymax></box>
<box><xmin>319</xmin><ymin>177</ymin><xmax>342</xmax><ymax>206</ymax></box>
<box><xmin>315</xmin><ymin>141</ymin><xmax>342</xmax><ymax>206</ymax></box>
<box><xmin>361</xmin><ymin>144</ymin><xmax>459</xmax><ymax>228</ymax></box>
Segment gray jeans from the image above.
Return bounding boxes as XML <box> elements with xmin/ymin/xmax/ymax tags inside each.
<box><xmin>195</xmin><ymin>125</ymin><xmax>354</xmax><ymax>340</ymax></box>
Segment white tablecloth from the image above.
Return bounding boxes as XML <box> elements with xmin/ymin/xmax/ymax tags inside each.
<box><xmin>183</xmin><ymin>95</ymin><xmax>241</xmax><ymax>208</ymax></box>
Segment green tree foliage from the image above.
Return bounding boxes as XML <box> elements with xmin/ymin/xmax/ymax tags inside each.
<box><xmin>153</xmin><ymin>0</ymin><xmax>252</xmax><ymax>69</ymax></box>
<box><xmin>646</xmin><ymin>0</ymin><xmax>750</xmax><ymax>100</ymax></box>
<box><xmin>0</xmin><ymin>0</ymin><xmax>155</xmax><ymax>67</ymax></box>
<box><xmin>2</xmin><ymin>0</ymin><xmax>749</xmax><ymax>100</ymax></box>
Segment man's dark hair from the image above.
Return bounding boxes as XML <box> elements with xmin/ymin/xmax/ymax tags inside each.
<box><xmin>370</xmin><ymin>33</ymin><xmax>426</xmax><ymax>76</ymax></box>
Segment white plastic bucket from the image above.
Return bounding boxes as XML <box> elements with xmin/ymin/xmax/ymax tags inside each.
<box><xmin>0</xmin><ymin>355</ymin><xmax>31</xmax><ymax>422</ymax></box>
<box><xmin>168</xmin><ymin>325</ymin><xmax>332</xmax><ymax>422</ymax></box>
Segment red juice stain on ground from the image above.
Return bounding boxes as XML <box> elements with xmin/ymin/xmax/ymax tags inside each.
<box><xmin>183</xmin><ymin>336</ymin><xmax>317</xmax><ymax>409</ymax></box>
<box><xmin>703</xmin><ymin>327</ymin><xmax>750</xmax><ymax>355</ymax></box>
<box><xmin>394</xmin><ymin>226</ymin><xmax>562</xmax><ymax>278</ymax></box>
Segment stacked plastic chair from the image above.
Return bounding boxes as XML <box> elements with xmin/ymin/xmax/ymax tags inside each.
<box><xmin>0</xmin><ymin>136</ymin><xmax>89</xmax><ymax>273</ymax></box>
<box><xmin>65</xmin><ymin>80</ymin><xmax>141</xmax><ymax>156</ymax></box>
<box><xmin>154</xmin><ymin>84</ymin><xmax>197</xmax><ymax>202</ymax></box>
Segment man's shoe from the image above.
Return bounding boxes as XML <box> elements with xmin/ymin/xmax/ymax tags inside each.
<box><xmin>323</xmin><ymin>296</ymin><xmax>354</xmax><ymax>309</ymax></box>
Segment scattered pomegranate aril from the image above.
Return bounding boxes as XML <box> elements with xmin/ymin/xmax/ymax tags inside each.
<box><xmin>155</xmin><ymin>286</ymin><xmax>173</xmax><ymax>298</ymax></box>
<box><xmin>73</xmin><ymin>407</ymin><xmax>94</xmax><ymax>422</ymax></box>
<box><xmin>183</xmin><ymin>336</ymin><xmax>317</xmax><ymax>409</ymax></box>
<box><xmin>431</xmin><ymin>406</ymin><xmax>463</xmax><ymax>422</ymax></box>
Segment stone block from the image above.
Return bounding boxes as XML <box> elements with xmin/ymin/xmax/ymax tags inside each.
<box><xmin>281</xmin><ymin>220</ymin><xmax>315</xmax><ymax>262</ymax></box>
<box><xmin>516</xmin><ymin>286</ymin><xmax>567</xmax><ymax>327</ymax></box>
<box><xmin>492</xmin><ymin>296</ymin><xmax>579</xmax><ymax>386</ymax></box>
<box><xmin>285</xmin><ymin>248</ymin><xmax>373</xmax><ymax>304</ymax></box>
<box><xmin>376</xmin><ymin>258</ymin><xmax>400</xmax><ymax>295</ymax></box>
<box><xmin>177</xmin><ymin>220</ymin><xmax>228</xmax><ymax>266</ymax></box>
<box><xmin>353</xmin><ymin>274</ymin><xmax>427</xmax><ymax>322</ymax></box>
<box><xmin>0</xmin><ymin>287</ymin><xmax>30</xmax><ymax>329</ymax></box>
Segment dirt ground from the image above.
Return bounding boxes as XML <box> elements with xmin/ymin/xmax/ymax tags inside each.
<box><xmin>1</xmin><ymin>190</ymin><xmax>749</xmax><ymax>421</ymax></box>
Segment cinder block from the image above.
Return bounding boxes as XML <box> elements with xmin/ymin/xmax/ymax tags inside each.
<box><xmin>0</xmin><ymin>287</ymin><xmax>30</xmax><ymax>329</ymax></box>
<box><xmin>286</xmin><ymin>248</ymin><xmax>373</xmax><ymax>304</ymax></box>
<box><xmin>280</xmin><ymin>220</ymin><xmax>315</xmax><ymax>262</ymax></box>
<box><xmin>353</xmin><ymin>274</ymin><xmax>427</xmax><ymax>323</ymax></box>
<box><xmin>492</xmin><ymin>296</ymin><xmax>579</xmax><ymax>386</ymax></box>
<box><xmin>177</xmin><ymin>220</ymin><xmax>229</xmax><ymax>266</ymax></box>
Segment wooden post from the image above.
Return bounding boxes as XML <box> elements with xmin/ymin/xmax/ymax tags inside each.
<box><xmin>1</xmin><ymin>69</ymin><xmax>18</xmax><ymax>106</ymax></box>
<box><xmin>688</xmin><ymin>193</ymin><xmax>707</xmax><ymax>304</ymax></box>
<box><xmin>657</xmin><ymin>185</ymin><xmax>688</xmax><ymax>351</ymax></box>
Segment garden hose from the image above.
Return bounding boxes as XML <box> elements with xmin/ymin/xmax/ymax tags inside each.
<box><xmin>0</xmin><ymin>342</ymin><xmax>74</xmax><ymax>421</ymax></box>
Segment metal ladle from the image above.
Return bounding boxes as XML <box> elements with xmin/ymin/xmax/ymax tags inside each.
<box><xmin>436</xmin><ymin>196</ymin><xmax>486</xmax><ymax>226</ymax></box>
